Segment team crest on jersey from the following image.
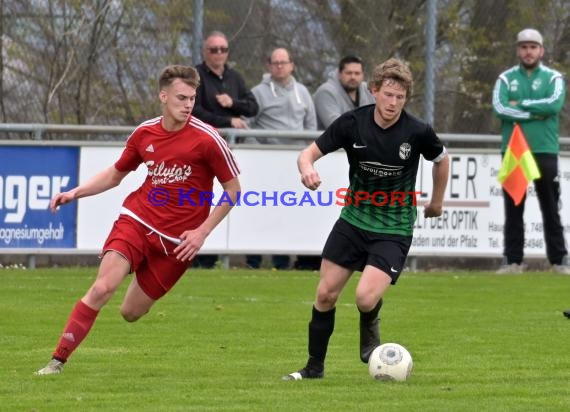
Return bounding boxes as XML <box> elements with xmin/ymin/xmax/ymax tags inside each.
<box><xmin>509</xmin><ymin>79</ymin><xmax>519</xmax><ymax>92</ymax></box>
<box><xmin>399</xmin><ymin>143</ymin><xmax>411</xmax><ymax>160</ymax></box>
<box><xmin>532</xmin><ymin>79</ymin><xmax>542</xmax><ymax>90</ymax></box>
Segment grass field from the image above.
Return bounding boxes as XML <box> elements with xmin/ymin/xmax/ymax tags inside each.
<box><xmin>1</xmin><ymin>267</ymin><xmax>570</xmax><ymax>412</ymax></box>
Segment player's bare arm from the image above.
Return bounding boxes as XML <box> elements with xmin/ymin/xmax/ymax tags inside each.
<box><xmin>49</xmin><ymin>166</ymin><xmax>130</xmax><ymax>213</ymax></box>
<box><xmin>297</xmin><ymin>142</ymin><xmax>324</xmax><ymax>190</ymax></box>
<box><xmin>174</xmin><ymin>176</ymin><xmax>241</xmax><ymax>262</ymax></box>
<box><xmin>424</xmin><ymin>153</ymin><xmax>449</xmax><ymax>218</ymax></box>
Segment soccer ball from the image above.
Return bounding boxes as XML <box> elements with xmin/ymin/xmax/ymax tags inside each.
<box><xmin>368</xmin><ymin>343</ymin><xmax>413</xmax><ymax>381</ymax></box>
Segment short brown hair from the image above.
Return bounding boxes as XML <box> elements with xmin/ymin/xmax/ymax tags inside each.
<box><xmin>370</xmin><ymin>58</ymin><xmax>413</xmax><ymax>99</ymax></box>
<box><xmin>158</xmin><ymin>65</ymin><xmax>200</xmax><ymax>90</ymax></box>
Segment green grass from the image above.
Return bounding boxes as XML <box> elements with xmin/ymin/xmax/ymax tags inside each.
<box><xmin>1</xmin><ymin>267</ymin><xmax>570</xmax><ymax>412</ymax></box>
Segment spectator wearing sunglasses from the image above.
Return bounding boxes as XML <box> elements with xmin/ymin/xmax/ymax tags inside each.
<box><xmin>194</xmin><ymin>31</ymin><xmax>259</xmax><ymax>130</ymax></box>
<box><xmin>193</xmin><ymin>31</ymin><xmax>258</xmax><ymax>269</ymax></box>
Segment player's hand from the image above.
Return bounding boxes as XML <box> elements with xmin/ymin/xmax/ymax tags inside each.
<box><xmin>174</xmin><ymin>229</ymin><xmax>207</xmax><ymax>262</ymax></box>
<box><xmin>49</xmin><ymin>192</ymin><xmax>75</xmax><ymax>213</ymax></box>
<box><xmin>423</xmin><ymin>202</ymin><xmax>443</xmax><ymax>218</ymax></box>
<box><xmin>300</xmin><ymin>170</ymin><xmax>321</xmax><ymax>191</ymax></box>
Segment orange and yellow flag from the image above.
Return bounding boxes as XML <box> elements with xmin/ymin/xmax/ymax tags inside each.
<box><xmin>497</xmin><ymin>123</ymin><xmax>541</xmax><ymax>206</ymax></box>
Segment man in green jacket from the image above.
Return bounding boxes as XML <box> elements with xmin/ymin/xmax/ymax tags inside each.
<box><xmin>492</xmin><ymin>28</ymin><xmax>569</xmax><ymax>277</ymax></box>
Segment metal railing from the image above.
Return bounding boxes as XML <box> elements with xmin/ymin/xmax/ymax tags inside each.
<box><xmin>1</xmin><ymin>123</ymin><xmax>569</xmax><ymax>148</ymax></box>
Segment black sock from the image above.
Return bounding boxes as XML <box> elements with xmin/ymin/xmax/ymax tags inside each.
<box><xmin>307</xmin><ymin>306</ymin><xmax>335</xmax><ymax>368</ymax></box>
<box><xmin>359</xmin><ymin>298</ymin><xmax>383</xmax><ymax>323</ymax></box>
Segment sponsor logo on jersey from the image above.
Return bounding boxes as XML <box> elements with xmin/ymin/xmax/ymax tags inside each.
<box><xmin>145</xmin><ymin>160</ymin><xmax>192</xmax><ymax>185</ymax></box>
<box><xmin>359</xmin><ymin>161</ymin><xmax>403</xmax><ymax>177</ymax></box>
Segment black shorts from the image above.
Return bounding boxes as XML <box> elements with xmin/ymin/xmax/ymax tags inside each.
<box><xmin>322</xmin><ymin>218</ymin><xmax>412</xmax><ymax>284</ymax></box>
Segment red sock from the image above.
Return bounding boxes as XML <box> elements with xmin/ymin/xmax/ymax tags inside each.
<box><xmin>52</xmin><ymin>300</ymin><xmax>99</xmax><ymax>362</ymax></box>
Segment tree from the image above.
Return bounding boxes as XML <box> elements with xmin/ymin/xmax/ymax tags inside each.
<box><xmin>2</xmin><ymin>0</ymin><xmax>570</xmax><ymax>136</ymax></box>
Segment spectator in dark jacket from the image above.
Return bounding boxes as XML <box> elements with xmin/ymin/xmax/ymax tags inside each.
<box><xmin>193</xmin><ymin>31</ymin><xmax>258</xmax><ymax>269</ymax></box>
<box><xmin>194</xmin><ymin>30</ymin><xmax>258</xmax><ymax>129</ymax></box>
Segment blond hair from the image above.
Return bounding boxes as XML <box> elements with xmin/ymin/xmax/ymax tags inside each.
<box><xmin>370</xmin><ymin>58</ymin><xmax>413</xmax><ymax>99</ymax></box>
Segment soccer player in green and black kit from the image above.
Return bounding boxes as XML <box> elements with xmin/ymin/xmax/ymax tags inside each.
<box><xmin>283</xmin><ymin>58</ymin><xmax>449</xmax><ymax>380</ymax></box>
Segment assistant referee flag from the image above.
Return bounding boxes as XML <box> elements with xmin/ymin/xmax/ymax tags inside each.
<box><xmin>497</xmin><ymin>123</ymin><xmax>541</xmax><ymax>206</ymax></box>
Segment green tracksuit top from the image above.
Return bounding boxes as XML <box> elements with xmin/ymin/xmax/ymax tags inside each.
<box><xmin>492</xmin><ymin>63</ymin><xmax>566</xmax><ymax>154</ymax></box>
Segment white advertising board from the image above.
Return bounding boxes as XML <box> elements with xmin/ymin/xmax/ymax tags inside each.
<box><xmin>411</xmin><ymin>153</ymin><xmax>569</xmax><ymax>257</ymax></box>
<box><xmin>76</xmin><ymin>147</ymin><xmax>570</xmax><ymax>257</ymax></box>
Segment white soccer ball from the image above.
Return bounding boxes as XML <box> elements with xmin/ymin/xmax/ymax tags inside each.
<box><xmin>368</xmin><ymin>343</ymin><xmax>413</xmax><ymax>381</ymax></box>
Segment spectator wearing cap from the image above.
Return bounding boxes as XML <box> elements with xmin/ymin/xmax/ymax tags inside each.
<box><xmin>492</xmin><ymin>28</ymin><xmax>570</xmax><ymax>277</ymax></box>
<box><xmin>313</xmin><ymin>55</ymin><xmax>375</xmax><ymax>130</ymax></box>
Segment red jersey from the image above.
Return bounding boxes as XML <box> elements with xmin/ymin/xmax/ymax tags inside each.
<box><xmin>115</xmin><ymin>115</ymin><xmax>240</xmax><ymax>241</ymax></box>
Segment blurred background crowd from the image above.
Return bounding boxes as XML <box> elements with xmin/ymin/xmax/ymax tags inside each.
<box><xmin>2</xmin><ymin>0</ymin><xmax>570</xmax><ymax>137</ymax></box>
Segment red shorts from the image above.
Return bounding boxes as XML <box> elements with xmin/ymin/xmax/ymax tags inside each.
<box><xmin>102</xmin><ymin>215</ymin><xmax>190</xmax><ymax>300</ymax></box>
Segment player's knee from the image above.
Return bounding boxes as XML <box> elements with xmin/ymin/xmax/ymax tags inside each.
<box><xmin>356</xmin><ymin>299</ymin><xmax>377</xmax><ymax>313</ymax></box>
<box><xmin>88</xmin><ymin>282</ymin><xmax>116</xmax><ymax>304</ymax></box>
<box><xmin>316</xmin><ymin>289</ymin><xmax>339</xmax><ymax>308</ymax></box>
<box><xmin>355</xmin><ymin>293</ymin><xmax>380</xmax><ymax>312</ymax></box>
<box><xmin>120</xmin><ymin>307</ymin><xmax>146</xmax><ymax>323</ymax></box>
<box><xmin>121</xmin><ymin>312</ymin><xmax>138</xmax><ymax>323</ymax></box>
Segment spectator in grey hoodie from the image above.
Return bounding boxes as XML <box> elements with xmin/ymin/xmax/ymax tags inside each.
<box><xmin>313</xmin><ymin>55</ymin><xmax>375</xmax><ymax>130</ymax></box>
<box><xmin>246</xmin><ymin>48</ymin><xmax>317</xmax><ymax>270</ymax></box>
<box><xmin>248</xmin><ymin>48</ymin><xmax>317</xmax><ymax>145</ymax></box>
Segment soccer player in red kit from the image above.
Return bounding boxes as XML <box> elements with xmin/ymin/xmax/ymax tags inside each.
<box><xmin>35</xmin><ymin>65</ymin><xmax>241</xmax><ymax>375</ymax></box>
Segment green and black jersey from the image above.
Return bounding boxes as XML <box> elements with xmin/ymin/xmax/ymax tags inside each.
<box><xmin>315</xmin><ymin>105</ymin><xmax>446</xmax><ymax>236</ymax></box>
